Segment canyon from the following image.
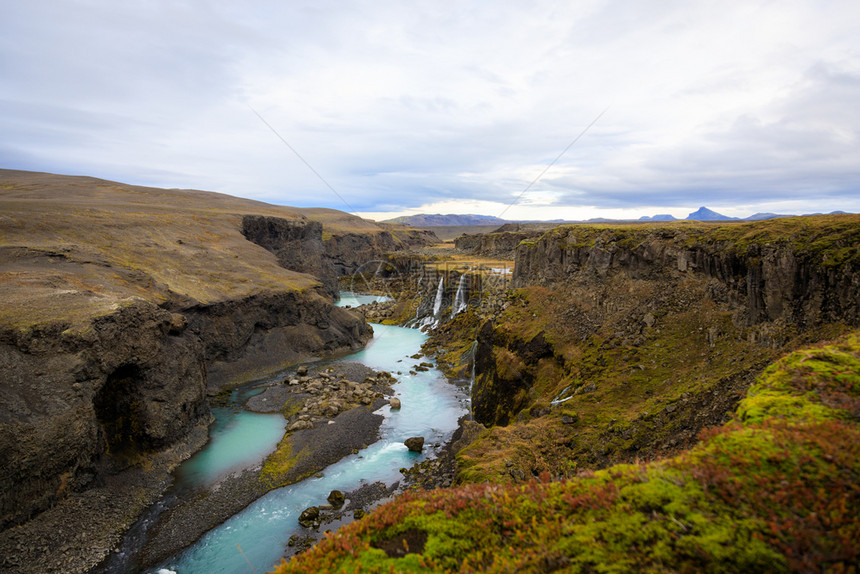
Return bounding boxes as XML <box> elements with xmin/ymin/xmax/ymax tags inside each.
<box><xmin>1</xmin><ymin>169</ymin><xmax>858</xmax><ymax>573</ymax></box>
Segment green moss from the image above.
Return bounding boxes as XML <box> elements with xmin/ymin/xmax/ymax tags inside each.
<box><xmin>738</xmin><ymin>334</ymin><xmax>860</xmax><ymax>425</ymax></box>
<box><xmin>259</xmin><ymin>434</ymin><xmax>309</xmax><ymax>488</ymax></box>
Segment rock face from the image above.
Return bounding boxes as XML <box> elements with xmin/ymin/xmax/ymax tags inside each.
<box><xmin>471</xmin><ymin>320</ymin><xmax>558</xmax><ymax>427</ymax></box>
<box><xmin>470</xmin><ymin>217</ymin><xmax>860</xmax><ymax>428</ymax></box>
<box><xmin>186</xmin><ymin>290</ymin><xmax>371</xmax><ymax>390</ymax></box>
<box><xmin>454</xmin><ymin>230</ymin><xmax>540</xmax><ymax>259</ymax></box>
<box><xmin>512</xmin><ymin>220</ymin><xmax>860</xmax><ymax>328</ymax></box>
<box><xmin>242</xmin><ymin>215</ymin><xmax>338</xmax><ymax>297</ymax></box>
<box><xmin>323</xmin><ymin>228</ymin><xmax>437</xmax><ymax>277</ymax></box>
<box><xmin>0</xmin><ymin>299</ymin><xmax>208</xmax><ymax>531</ymax></box>
<box><xmin>242</xmin><ymin>214</ymin><xmax>437</xmax><ymax>296</ymax></box>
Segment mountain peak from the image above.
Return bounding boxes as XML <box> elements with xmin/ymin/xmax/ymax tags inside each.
<box><xmin>639</xmin><ymin>214</ymin><xmax>678</xmax><ymax>222</ymax></box>
<box><xmin>686</xmin><ymin>206</ymin><xmax>735</xmax><ymax>221</ymax></box>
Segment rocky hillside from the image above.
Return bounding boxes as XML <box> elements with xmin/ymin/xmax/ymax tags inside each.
<box><xmin>0</xmin><ymin>170</ymin><xmax>429</xmax><ymax>553</ymax></box>
<box><xmin>454</xmin><ymin>229</ymin><xmax>539</xmax><ymax>260</ymax></box>
<box><xmin>459</xmin><ymin>216</ymin><xmax>859</xmax><ymax>482</ymax></box>
<box><xmin>513</xmin><ymin>217</ymin><xmax>859</xmax><ymax>327</ymax></box>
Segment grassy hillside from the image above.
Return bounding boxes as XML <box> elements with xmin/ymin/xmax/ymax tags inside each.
<box><xmin>273</xmin><ymin>332</ymin><xmax>860</xmax><ymax>573</ymax></box>
<box><xmin>0</xmin><ymin>170</ymin><xmax>394</xmax><ymax>330</ymax></box>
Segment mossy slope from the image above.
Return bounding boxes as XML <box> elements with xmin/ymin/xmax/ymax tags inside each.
<box><xmin>272</xmin><ymin>333</ymin><xmax>860</xmax><ymax>573</ymax></box>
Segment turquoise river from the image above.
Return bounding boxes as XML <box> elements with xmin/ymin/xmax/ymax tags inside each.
<box><xmin>149</xmin><ymin>293</ymin><xmax>468</xmax><ymax>573</ymax></box>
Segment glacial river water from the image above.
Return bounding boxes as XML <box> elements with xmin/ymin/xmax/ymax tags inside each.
<box><xmin>149</xmin><ymin>294</ymin><xmax>467</xmax><ymax>574</ymax></box>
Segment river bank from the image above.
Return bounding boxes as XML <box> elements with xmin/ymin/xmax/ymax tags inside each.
<box><xmin>0</xmin><ymin>423</ymin><xmax>210</xmax><ymax>574</ymax></box>
<box><xmin>89</xmin><ymin>360</ymin><xmax>392</xmax><ymax>574</ymax></box>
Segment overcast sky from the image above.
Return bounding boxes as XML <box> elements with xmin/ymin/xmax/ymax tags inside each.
<box><xmin>2</xmin><ymin>1</ymin><xmax>858</xmax><ymax>220</ymax></box>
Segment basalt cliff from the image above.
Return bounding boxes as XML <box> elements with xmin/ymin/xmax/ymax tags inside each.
<box><xmin>466</xmin><ymin>218</ymin><xmax>859</xmax><ymax>474</ymax></box>
<box><xmin>0</xmin><ymin>169</ymin><xmax>434</xmax><ymax>571</ymax></box>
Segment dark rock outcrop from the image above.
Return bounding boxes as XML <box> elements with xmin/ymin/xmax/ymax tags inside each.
<box><xmin>512</xmin><ymin>220</ymin><xmax>860</xmax><ymax>328</ymax></box>
<box><xmin>471</xmin><ymin>320</ymin><xmax>534</xmax><ymax>427</ymax></box>
<box><xmin>0</xmin><ymin>299</ymin><xmax>208</xmax><ymax>531</ymax></box>
<box><xmin>454</xmin><ymin>230</ymin><xmax>540</xmax><ymax>259</ymax></box>
<box><xmin>242</xmin><ymin>215</ymin><xmax>338</xmax><ymax>297</ymax></box>
<box><xmin>323</xmin><ymin>228</ymin><xmax>437</xmax><ymax>277</ymax></box>
<box><xmin>186</xmin><ymin>290</ymin><xmax>371</xmax><ymax>390</ymax></box>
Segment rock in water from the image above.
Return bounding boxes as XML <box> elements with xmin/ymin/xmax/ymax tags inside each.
<box><xmin>389</xmin><ymin>397</ymin><xmax>402</xmax><ymax>410</ymax></box>
<box><xmin>327</xmin><ymin>490</ymin><xmax>345</xmax><ymax>507</ymax></box>
<box><xmin>298</xmin><ymin>506</ymin><xmax>320</xmax><ymax>528</ymax></box>
<box><xmin>404</xmin><ymin>436</ymin><xmax>425</xmax><ymax>452</ymax></box>
<box><xmin>296</xmin><ymin>365</ymin><xmax>309</xmax><ymax>376</ymax></box>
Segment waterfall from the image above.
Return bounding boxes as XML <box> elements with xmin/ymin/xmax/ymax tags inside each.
<box><xmin>451</xmin><ymin>274</ymin><xmax>468</xmax><ymax>318</ymax></box>
<box><xmin>432</xmin><ymin>276</ymin><xmax>444</xmax><ymax>317</ymax></box>
<box><xmin>550</xmin><ymin>384</ymin><xmax>574</xmax><ymax>406</ymax></box>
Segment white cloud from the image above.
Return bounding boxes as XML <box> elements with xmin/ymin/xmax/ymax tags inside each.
<box><xmin>1</xmin><ymin>0</ymin><xmax>858</xmax><ymax>218</ymax></box>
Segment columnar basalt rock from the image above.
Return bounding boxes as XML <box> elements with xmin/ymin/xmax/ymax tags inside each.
<box><xmin>512</xmin><ymin>220</ymin><xmax>860</xmax><ymax>328</ymax></box>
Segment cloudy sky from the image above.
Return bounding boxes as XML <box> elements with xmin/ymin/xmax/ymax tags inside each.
<box><xmin>2</xmin><ymin>1</ymin><xmax>858</xmax><ymax>221</ymax></box>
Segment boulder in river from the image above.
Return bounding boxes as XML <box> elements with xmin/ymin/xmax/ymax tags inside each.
<box><xmin>327</xmin><ymin>490</ymin><xmax>345</xmax><ymax>507</ymax></box>
<box><xmin>298</xmin><ymin>506</ymin><xmax>320</xmax><ymax>528</ymax></box>
<box><xmin>404</xmin><ymin>436</ymin><xmax>425</xmax><ymax>452</ymax></box>
<box><xmin>296</xmin><ymin>365</ymin><xmax>309</xmax><ymax>376</ymax></box>
<box><xmin>389</xmin><ymin>397</ymin><xmax>402</xmax><ymax>410</ymax></box>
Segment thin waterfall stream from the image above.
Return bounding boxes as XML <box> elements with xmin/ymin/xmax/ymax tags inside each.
<box><xmin>452</xmin><ymin>274</ymin><xmax>468</xmax><ymax>318</ymax></box>
<box><xmin>144</xmin><ymin>294</ymin><xmax>468</xmax><ymax>574</ymax></box>
<box><xmin>432</xmin><ymin>276</ymin><xmax>445</xmax><ymax>317</ymax></box>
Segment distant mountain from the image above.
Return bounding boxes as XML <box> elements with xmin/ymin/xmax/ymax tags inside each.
<box><xmin>639</xmin><ymin>214</ymin><xmax>679</xmax><ymax>221</ymax></box>
<box><xmin>744</xmin><ymin>212</ymin><xmax>792</xmax><ymax>221</ymax></box>
<box><xmin>685</xmin><ymin>206</ymin><xmax>736</xmax><ymax>221</ymax></box>
<box><xmin>384</xmin><ymin>214</ymin><xmax>508</xmax><ymax>226</ymax></box>
<box><xmin>383</xmin><ymin>208</ymin><xmax>852</xmax><ymax>227</ymax></box>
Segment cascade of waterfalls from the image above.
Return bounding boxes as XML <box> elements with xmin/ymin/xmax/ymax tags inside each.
<box><xmin>432</xmin><ymin>276</ymin><xmax>444</xmax><ymax>317</ymax></box>
<box><xmin>451</xmin><ymin>274</ymin><xmax>468</xmax><ymax>318</ymax></box>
